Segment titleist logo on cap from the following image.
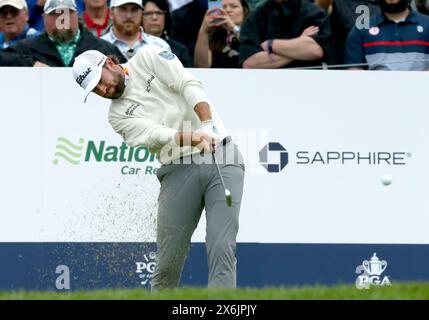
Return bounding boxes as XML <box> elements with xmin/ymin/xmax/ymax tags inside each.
<box><xmin>76</xmin><ymin>67</ymin><xmax>91</xmax><ymax>85</ymax></box>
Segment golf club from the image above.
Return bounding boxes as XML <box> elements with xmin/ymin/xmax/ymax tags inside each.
<box><xmin>212</xmin><ymin>148</ymin><xmax>232</xmax><ymax>207</ymax></box>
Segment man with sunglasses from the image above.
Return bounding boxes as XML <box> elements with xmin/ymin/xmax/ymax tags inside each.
<box><xmin>0</xmin><ymin>0</ymin><xmax>40</xmax><ymax>49</ymax></box>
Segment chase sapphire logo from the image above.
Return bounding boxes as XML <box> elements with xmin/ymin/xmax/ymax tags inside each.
<box><xmin>259</xmin><ymin>142</ymin><xmax>288</xmax><ymax>173</ymax></box>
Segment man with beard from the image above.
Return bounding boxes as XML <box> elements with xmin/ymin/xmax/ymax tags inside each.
<box><xmin>101</xmin><ymin>0</ymin><xmax>170</xmax><ymax>60</ymax></box>
<box><xmin>71</xmin><ymin>45</ymin><xmax>245</xmax><ymax>290</ymax></box>
<box><xmin>0</xmin><ymin>0</ymin><xmax>126</xmax><ymax>66</ymax></box>
<box><xmin>345</xmin><ymin>0</ymin><xmax>429</xmax><ymax>70</ymax></box>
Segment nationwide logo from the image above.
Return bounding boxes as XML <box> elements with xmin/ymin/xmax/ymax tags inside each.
<box><xmin>53</xmin><ymin>137</ymin><xmax>85</xmax><ymax>165</ymax></box>
<box><xmin>355</xmin><ymin>253</ymin><xmax>391</xmax><ymax>289</ymax></box>
<box><xmin>135</xmin><ymin>252</ymin><xmax>156</xmax><ymax>287</ymax></box>
<box><xmin>259</xmin><ymin>142</ymin><xmax>411</xmax><ymax>172</ymax></box>
<box><xmin>53</xmin><ymin>137</ymin><xmax>159</xmax><ymax>175</ymax></box>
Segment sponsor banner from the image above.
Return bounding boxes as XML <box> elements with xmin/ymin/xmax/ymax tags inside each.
<box><xmin>0</xmin><ymin>243</ymin><xmax>428</xmax><ymax>290</ymax></box>
<box><xmin>0</xmin><ymin>69</ymin><xmax>428</xmax><ymax>244</ymax></box>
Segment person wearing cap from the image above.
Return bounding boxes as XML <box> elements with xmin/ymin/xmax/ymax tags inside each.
<box><xmin>26</xmin><ymin>0</ymin><xmax>85</xmax><ymax>32</ymax></box>
<box><xmin>0</xmin><ymin>0</ymin><xmax>127</xmax><ymax>66</ymax></box>
<box><xmin>72</xmin><ymin>46</ymin><xmax>245</xmax><ymax>290</ymax></box>
<box><xmin>0</xmin><ymin>0</ymin><xmax>40</xmax><ymax>49</ymax></box>
<box><xmin>78</xmin><ymin>0</ymin><xmax>112</xmax><ymax>38</ymax></box>
<box><xmin>101</xmin><ymin>0</ymin><xmax>171</xmax><ymax>60</ymax></box>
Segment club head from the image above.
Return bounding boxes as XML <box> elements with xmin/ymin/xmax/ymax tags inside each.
<box><xmin>225</xmin><ymin>189</ymin><xmax>232</xmax><ymax>207</ymax></box>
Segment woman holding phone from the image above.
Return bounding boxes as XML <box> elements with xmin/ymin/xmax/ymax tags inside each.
<box><xmin>194</xmin><ymin>0</ymin><xmax>249</xmax><ymax>68</ymax></box>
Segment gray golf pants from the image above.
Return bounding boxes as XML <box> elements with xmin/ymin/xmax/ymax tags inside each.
<box><xmin>151</xmin><ymin>139</ymin><xmax>245</xmax><ymax>290</ymax></box>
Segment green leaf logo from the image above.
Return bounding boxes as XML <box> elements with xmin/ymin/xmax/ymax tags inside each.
<box><xmin>53</xmin><ymin>137</ymin><xmax>85</xmax><ymax>165</ymax></box>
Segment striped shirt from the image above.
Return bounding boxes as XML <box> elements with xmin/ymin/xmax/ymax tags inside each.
<box><xmin>345</xmin><ymin>10</ymin><xmax>429</xmax><ymax>70</ymax></box>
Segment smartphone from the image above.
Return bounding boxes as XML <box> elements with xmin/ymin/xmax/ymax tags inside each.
<box><xmin>207</xmin><ymin>0</ymin><xmax>223</xmax><ymax>24</ymax></box>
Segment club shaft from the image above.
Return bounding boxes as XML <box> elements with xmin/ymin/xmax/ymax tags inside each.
<box><xmin>212</xmin><ymin>152</ymin><xmax>228</xmax><ymax>191</ymax></box>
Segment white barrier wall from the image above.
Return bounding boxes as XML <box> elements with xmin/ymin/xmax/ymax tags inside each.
<box><xmin>0</xmin><ymin>68</ymin><xmax>428</xmax><ymax>244</ymax></box>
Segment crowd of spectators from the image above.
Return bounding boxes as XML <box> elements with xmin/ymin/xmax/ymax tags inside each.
<box><xmin>1</xmin><ymin>0</ymin><xmax>429</xmax><ymax>70</ymax></box>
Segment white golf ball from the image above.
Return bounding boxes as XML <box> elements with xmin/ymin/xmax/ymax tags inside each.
<box><xmin>381</xmin><ymin>174</ymin><xmax>392</xmax><ymax>186</ymax></box>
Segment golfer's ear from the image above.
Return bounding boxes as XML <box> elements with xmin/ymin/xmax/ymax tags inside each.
<box><xmin>105</xmin><ymin>57</ymin><xmax>115</xmax><ymax>69</ymax></box>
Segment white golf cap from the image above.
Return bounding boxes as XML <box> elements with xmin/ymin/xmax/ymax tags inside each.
<box><xmin>72</xmin><ymin>50</ymin><xmax>107</xmax><ymax>103</ymax></box>
<box><xmin>44</xmin><ymin>0</ymin><xmax>77</xmax><ymax>14</ymax></box>
<box><xmin>0</xmin><ymin>0</ymin><xmax>27</xmax><ymax>10</ymax></box>
<box><xmin>110</xmin><ymin>0</ymin><xmax>143</xmax><ymax>8</ymax></box>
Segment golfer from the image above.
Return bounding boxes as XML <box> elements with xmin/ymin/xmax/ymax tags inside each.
<box><xmin>72</xmin><ymin>45</ymin><xmax>245</xmax><ymax>290</ymax></box>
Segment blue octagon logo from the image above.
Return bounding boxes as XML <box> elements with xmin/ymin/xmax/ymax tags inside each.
<box><xmin>259</xmin><ymin>142</ymin><xmax>288</xmax><ymax>173</ymax></box>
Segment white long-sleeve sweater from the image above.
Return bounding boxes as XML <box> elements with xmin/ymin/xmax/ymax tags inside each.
<box><xmin>108</xmin><ymin>44</ymin><xmax>228</xmax><ymax>164</ymax></box>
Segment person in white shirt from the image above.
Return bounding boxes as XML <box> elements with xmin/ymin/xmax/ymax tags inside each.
<box><xmin>72</xmin><ymin>45</ymin><xmax>245</xmax><ymax>290</ymax></box>
<box><xmin>101</xmin><ymin>0</ymin><xmax>170</xmax><ymax>60</ymax></box>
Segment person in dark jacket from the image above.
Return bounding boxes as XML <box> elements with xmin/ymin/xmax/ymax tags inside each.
<box><xmin>142</xmin><ymin>0</ymin><xmax>193</xmax><ymax>67</ymax></box>
<box><xmin>239</xmin><ymin>0</ymin><xmax>331</xmax><ymax>69</ymax></box>
<box><xmin>330</xmin><ymin>0</ymin><xmax>380</xmax><ymax>65</ymax></box>
<box><xmin>0</xmin><ymin>0</ymin><xmax>125</xmax><ymax>66</ymax></box>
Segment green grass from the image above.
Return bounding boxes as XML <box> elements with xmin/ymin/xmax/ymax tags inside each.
<box><xmin>1</xmin><ymin>282</ymin><xmax>429</xmax><ymax>300</ymax></box>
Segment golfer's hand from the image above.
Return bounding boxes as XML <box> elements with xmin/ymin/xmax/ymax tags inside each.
<box><xmin>174</xmin><ymin>131</ymin><xmax>218</xmax><ymax>153</ymax></box>
<box><xmin>192</xmin><ymin>130</ymin><xmax>219</xmax><ymax>153</ymax></box>
<box><xmin>197</xmin><ymin>120</ymin><xmax>220</xmax><ymax>152</ymax></box>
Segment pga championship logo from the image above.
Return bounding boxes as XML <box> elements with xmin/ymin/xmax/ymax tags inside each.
<box><xmin>135</xmin><ymin>252</ymin><xmax>156</xmax><ymax>287</ymax></box>
<box><xmin>355</xmin><ymin>253</ymin><xmax>391</xmax><ymax>289</ymax></box>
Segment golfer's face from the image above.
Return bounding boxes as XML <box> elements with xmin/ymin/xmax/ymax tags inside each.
<box><xmin>93</xmin><ymin>65</ymin><xmax>125</xmax><ymax>99</ymax></box>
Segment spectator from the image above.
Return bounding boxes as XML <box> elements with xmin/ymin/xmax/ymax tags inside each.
<box><xmin>0</xmin><ymin>0</ymin><xmax>126</xmax><ymax>66</ymax></box>
<box><xmin>239</xmin><ymin>0</ymin><xmax>331</xmax><ymax>69</ymax></box>
<box><xmin>27</xmin><ymin>0</ymin><xmax>86</xmax><ymax>32</ymax></box>
<box><xmin>0</xmin><ymin>0</ymin><xmax>40</xmax><ymax>49</ymax></box>
<box><xmin>170</xmin><ymin>0</ymin><xmax>206</xmax><ymax>59</ymax></box>
<box><xmin>102</xmin><ymin>0</ymin><xmax>170</xmax><ymax>60</ymax></box>
<box><xmin>79</xmin><ymin>0</ymin><xmax>111</xmax><ymax>38</ymax></box>
<box><xmin>345</xmin><ymin>0</ymin><xmax>429</xmax><ymax>70</ymax></box>
<box><xmin>194</xmin><ymin>0</ymin><xmax>249</xmax><ymax>68</ymax></box>
<box><xmin>27</xmin><ymin>0</ymin><xmax>46</xmax><ymax>31</ymax></box>
<box><xmin>142</xmin><ymin>0</ymin><xmax>193</xmax><ymax>66</ymax></box>
<box><xmin>330</xmin><ymin>0</ymin><xmax>381</xmax><ymax>65</ymax></box>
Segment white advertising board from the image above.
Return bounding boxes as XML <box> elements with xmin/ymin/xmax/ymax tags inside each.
<box><xmin>0</xmin><ymin>68</ymin><xmax>428</xmax><ymax>244</ymax></box>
